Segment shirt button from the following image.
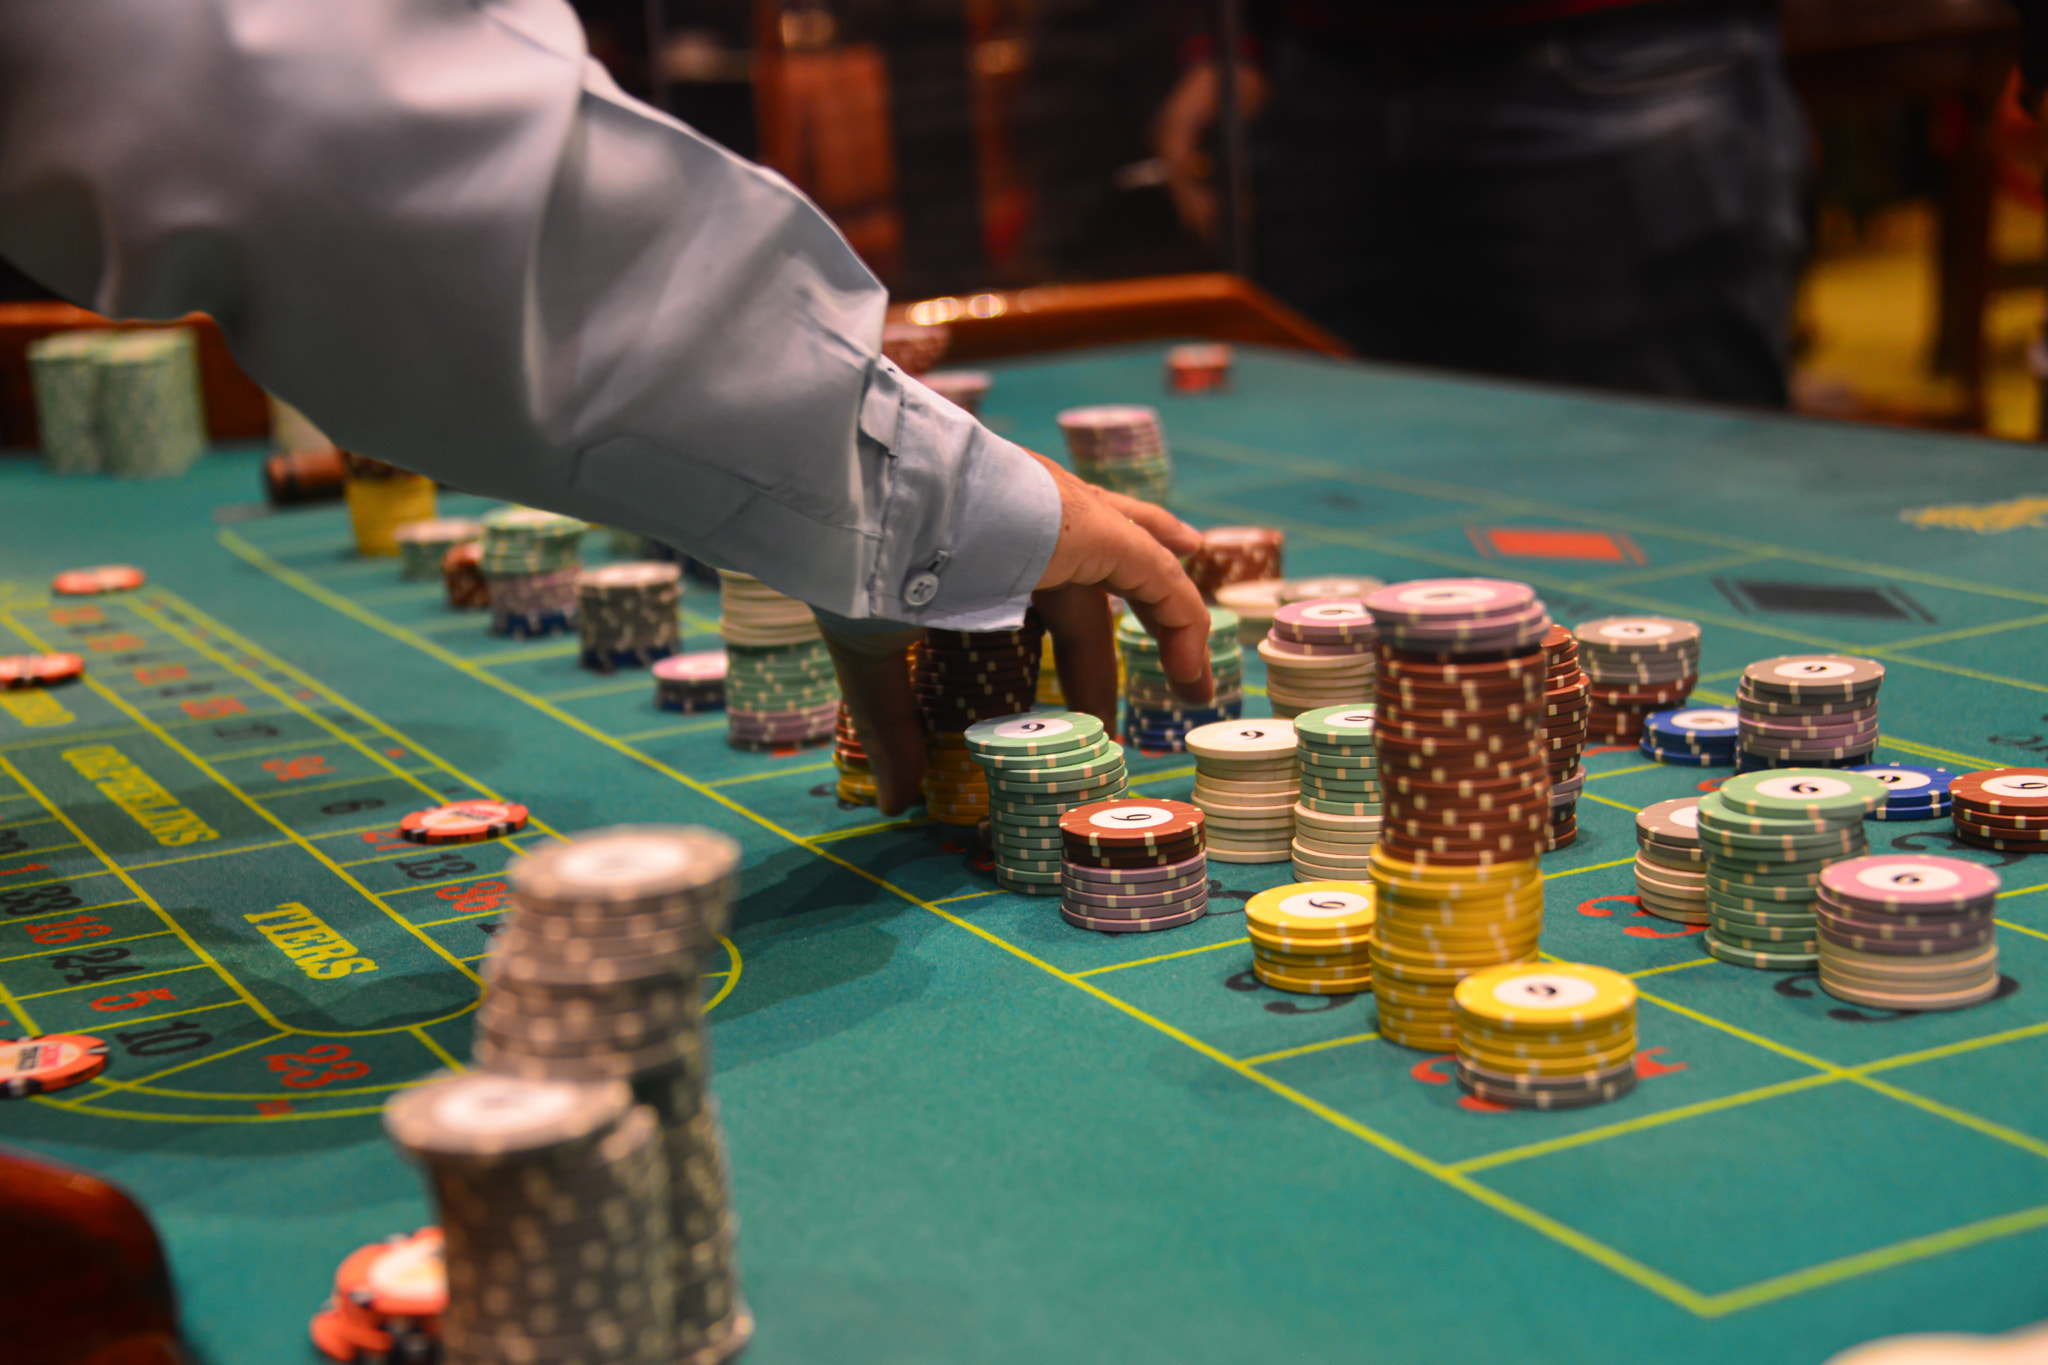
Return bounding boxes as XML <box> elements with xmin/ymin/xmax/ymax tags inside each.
<box><xmin>904</xmin><ymin>572</ymin><xmax>940</xmax><ymax>607</ymax></box>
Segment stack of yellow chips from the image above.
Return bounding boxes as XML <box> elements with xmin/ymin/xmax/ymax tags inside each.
<box><xmin>922</xmin><ymin>733</ymin><xmax>988</xmax><ymax>826</ymax></box>
<box><xmin>1367</xmin><ymin>847</ymin><xmax>1543</xmax><ymax>1051</ymax></box>
<box><xmin>1037</xmin><ymin>635</ymin><xmax>1063</xmax><ymax>706</ymax></box>
<box><xmin>1452</xmin><ymin>962</ymin><xmax>1638</xmax><ymax>1109</ymax></box>
<box><xmin>833</xmin><ymin>703</ymin><xmax>876</xmax><ymax>805</ymax></box>
<box><xmin>1246</xmin><ymin>882</ymin><xmax>1376</xmax><ymax>995</ymax></box>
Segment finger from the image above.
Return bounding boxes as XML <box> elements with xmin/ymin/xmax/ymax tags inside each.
<box><xmin>1032</xmin><ymin>585</ymin><xmax>1118</xmax><ymax>729</ymax></box>
<box><xmin>818</xmin><ymin>627</ymin><xmax>926</xmax><ymax>815</ymax></box>
<box><xmin>1096</xmin><ymin>489</ymin><xmax>1202</xmax><ymax>558</ymax></box>
<box><xmin>1096</xmin><ymin>529</ymin><xmax>1214</xmax><ymax>704</ymax></box>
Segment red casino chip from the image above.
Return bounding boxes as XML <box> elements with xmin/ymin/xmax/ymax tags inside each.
<box><xmin>0</xmin><ymin>1033</ymin><xmax>110</xmax><ymax>1097</ymax></box>
<box><xmin>398</xmin><ymin>800</ymin><xmax>530</xmax><ymax>845</ymax></box>
<box><xmin>0</xmin><ymin>652</ymin><xmax>84</xmax><ymax>689</ymax></box>
<box><xmin>51</xmin><ymin>564</ymin><xmax>146</xmax><ymax>595</ymax></box>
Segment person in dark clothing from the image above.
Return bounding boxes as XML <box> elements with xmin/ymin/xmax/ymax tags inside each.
<box><xmin>1156</xmin><ymin>1</ymin><xmax>1808</xmax><ymax>407</ymax></box>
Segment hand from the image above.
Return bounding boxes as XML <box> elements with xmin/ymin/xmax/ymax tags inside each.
<box><xmin>819</xmin><ymin>453</ymin><xmax>1209</xmax><ymax>814</ymax></box>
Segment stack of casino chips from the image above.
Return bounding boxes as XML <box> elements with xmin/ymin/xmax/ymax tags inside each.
<box><xmin>966</xmin><ymin>712</ymin><xmax>1128</xmax><ymax>895</ymax></box>
<box><xmin>881</xmin><ymin>320</ymin><xmax>951</xmax><ymax>374</ymax></box>
<box><xmin>309</xmin><ymin>1228</ymin><xmax>444</xmax><ymax>1363</ymax></box>
<box><xmin>1360</xmin><ymin>578</ymin><xmax>1553</xmax><ymax>1050</ymax></box>
<box><xmin>27</xmin><ymin>330</ymin><xmax>112</xmax><ymax>474</ymax></box>
<box><xmin>717</xmin><ymin>571</ymin><xmax>838</xmax><ymax>750</ymax></box>
<box><xmin>916</xmin><ymin>622</ymin><xmax>1044</xmax><ymax>826</ymax></box>
<box><xmin>1184</xmin><ymin>526</ymin><xmax>1284</xmax><ymax>601</ymax></box>
<box><xmin>1634</xmin><ymin>798</ymin><xmax>1708</xmax><ymax>925</ymax></box>
<box><xmin>263</xmin><ymin>447</ymin><xmax>349</xmax><ymax>506</ymax></box>
<box><xmin>441</xmin><ymin>542</ymin><xmax>489</xmax><ymax>610</ymax></box>
<box><xmin>652</xmin><ymin>652</ymin><xmax>728</xmax><ymax>713</ymax></box>
<box><xmin>393</xmin><ymin>517</ymin><xmax>480</xmax><ymax>582</ymax></box>
<box><xmin>1640</xmin><ymin>706</ymin><xmax>1741</xmax><ymax>768</ymax></box>
<box><xmin>1735</xmin><ymin>655</ymin><xmax>1884</xmax><ymax>770</ymax></box>
<box><xmin>0</xmin><ymin>651</ymin><xmax>85</xmax><ymax>690</ymax></box>
<box><xmin>28</xmin><ymin>328</ymin><xmax>208</xmax><ymax>478</ymax></box>
<box><xmin>1453</xmin><ymin>963</ymin><xmax>1639</xmax><ymax>1110</ymax></box>
<box><xmin>1057</xmin><ymin>405</ymin><xmax>1172</xmax><ymax>505</ymax></box>
<box><xmin>1215</xmin><ymin>578</ymin><xmax>1287</xmax><ymax>645</ymax></box>
<box><xmin>1166</xmin><ymin>342</ymin><xmax>1233</xmax><ymax>393</ymax></box>
<box><xmin>1851</xmin><ymin>763</ymin><xmax>1955</xmax><ymax>822</ymax></box>
<box><xmin>923</xmin><ymin>370</ymin><xmax>992</xmax><ymax>414</ymax></box>
<box><xmin>1573</xmin><ymin>617</ymin><xmax>1701</xmax><ymax>744</ymax></box>
<box><xmin>832</xmin><ymin>704</ymin><xmax>876</xmax><ymax>805</ymax></box>
<box><xmin>1698</xmin><ymin>769</ymin><xmax>1888</xmax><ymax>970</ymax></box>
<box><xmin>1368</xmin><ymin>851</ymin><xmax>1544</xmax><ymax>1050</ymax></box>
<box><xmin>346</xmin><ymin>454</ymin><xmax>439</xmax><ymax>557</ymax></box>
<box><xmin>1282</xmin><ymin>575</ymin><xmax>1385</xmax><ymax>605</ymax></box>
<box><xmin>1119</xmin><ymin>606</ymin><xmax>1243</xmax><ymax>751</ymax></box>
<box><xmin>1186</xmin><ymin>719</ymin><xmax>1299</xmax><ymax>863</ymax></box>
<box><xmin>1259</xmin><ymin>600</ymin><xmax>1377</xmax><ymax>721</ymax></box>
<box><xmin>1057</xmin><ymin>798</ymin><xmax>1208</xmax><ymax>933</ymax></box>
<box><xmin>578</xmin><ymin>562</ymin><xmax>683</xmax><ymax>672</ymax></box>
<box><xmin>0</xmin><ymin>1032</ymin><xmax>108</xmax><ymax>1097</ymax></box>
<box><xmin>1246</xmin><ymin>881</ymin><xmax>1376</xmax><ymax>995</ymax></box>
<box><xmin>1540</xmin><ymin>625</ymin><xmax>1589</xmax><ymax>848</ymax></box>
<box><xmin>1949</xmin><ymin>768</ymin><xmax>2048</xmax><ymax>851</ymax></box>
<box><xmin>1368</xmin><ymin>578</ymin><xmax>1554</xmax><ymax>866</ymax></box>
<box><xmin>480</xmin><ymin>506</ymin><xmax>586</xmax><ymax>637</ymax></box>
<box><xmin>1035</xmin><ymin>633</ymin><xmax>1065</xmax><ymax>706</ymax></box>
<box><xmin>1817</xmin><ymin>855</ymin><xmax>2002</xmax><ymax>1011</ymax></box>
<box><xmin>459</xmin><ymin>825</ymin><xmax>750</xmax><ymax>1365</ymax></box>
<box><xmin>1290</xmin><ymin>706</ymin><xmax>1382</xmax><ymax>879</ymax></box>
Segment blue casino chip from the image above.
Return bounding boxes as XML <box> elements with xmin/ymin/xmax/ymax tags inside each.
<box><xmin>1850</xmin><ymin>763</ymin><xmax>1955</xmax><ymax>821</ymax></box>
<box><xmin>1639</xmin><ymin>741</ymin><xmax>1728</xmax><ymax>768</ymax></box>
<box><xmin>1645</xmin><ymin>707</ymin><xmax>1742</xmax><ymax>748</ymax></box>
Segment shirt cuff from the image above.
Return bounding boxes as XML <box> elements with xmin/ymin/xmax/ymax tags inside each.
<box><xmin>858</xmin><ymin>363</ymin><xmax>1061</xmax><ymax>630</ymax></box>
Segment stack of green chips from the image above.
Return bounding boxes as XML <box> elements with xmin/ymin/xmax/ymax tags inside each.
<box><xmin>966</xmin><ymin>712</ymin><xmax>1127</xmax><ymax>895</ymax></box>
<box><xmin>26</xmin><ymin>331</ymin><xmax>112</xmax><ymax>475</ymax></box>
<box><xmin>717</xmin><ymin>571</ymin><xmax>838</xmax><ymax>748</ymax></box>
<box><xmin>28</xmin><ymin>327</ymin><xmax>206</xmax><ymax>478</ymax></box>
<box><xmin>98</xmin><ymin>331</ymin><xmax>207</xmax><ymax>478</ymax></box>
<box><xmin>1699</xmin><ymin>768</ymin><xmax>1889</xmax><ymax>970</ymax></box>
<box><xmin>1119</xmin><ymin>606</ymin><xmax>1245</xmax><ymax>751</ymax></box>
<box><xmin>1290</xmin><ymin>705</ymin><xmax>1382</xmax><ymax>880</ymax></box>
<box><xmin>393</xmin><ymin>518</ymin><xmax>482</xmax><ymax>581</ymax></box>
<box><xmin>479</xmin><ymin>506</ymin><xmax>587</xmax><ymax>575</ymax></box>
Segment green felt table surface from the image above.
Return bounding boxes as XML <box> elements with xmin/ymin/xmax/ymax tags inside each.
<box><xmin>3</xmin><ymin>344</ymin><xmax>2048</xmax><ymax>1365</ymax></box>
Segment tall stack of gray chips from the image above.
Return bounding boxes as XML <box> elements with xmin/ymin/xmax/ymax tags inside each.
<box><xmin>387</xmin><ymin>824</ymin><xmax>751</xmax><ymax>1365</ymax></box>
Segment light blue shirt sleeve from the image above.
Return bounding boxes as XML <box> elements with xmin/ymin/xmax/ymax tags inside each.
<box><xmin>0</xmin><ymin>0</ymin><xmax>1060</xmax><ymax>630</ymax></box>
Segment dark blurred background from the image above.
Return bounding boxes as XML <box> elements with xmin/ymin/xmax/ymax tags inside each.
<box><xmin>6</xmin><ymin>0</ymin><xmax>2042</xmax><ymax>436</ymax></box>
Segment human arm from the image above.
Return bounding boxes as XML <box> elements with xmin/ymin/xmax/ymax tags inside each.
<box><xmin>0</xmin><ymin>0</ymin><xmax>1039</xmax><ymax>629</ymax></box>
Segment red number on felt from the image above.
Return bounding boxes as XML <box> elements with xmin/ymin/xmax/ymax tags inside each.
<box><xmin>1577</xmin><ymin>893</ymin><xmax>1704</xmax><ymax>939</ymax></box>
<box><xmin>24</xmin><ymin>914</ymin><xmax>109</xmax><ymax>945</ymax></box>
<box><xmin>261</xmin><ymin>755</ymin><xmax>331</xmax><ymax>781</ymax></box>
<box><xmin>90</xmin><ymin>987</ymin><xmax>176</xmax><ymax>1012</ymax></box>
<box><xmin>266</xmin><ymin>1043</ymin><xmax>371</xmax><ymax>1089</ymax></box>
<box><xmin>132</xmin><ymin>664</ymin><xmax>189</xmax><ymax>684</ymax></box>
<box><xmin>84</xmin><ymin>632</ymin><xmax>145</xmax><ymax>654</ymax></box>
<box><xmin>182</xmin><ymin>696</ymin><xmax>247</xmax><ymax>720</ymax></box>
<box><xmin>48</xmin><ymin>606</ymin><xmax>105</xmax><ymax>626</ymax></box>
<box><xmin>435</xmin><ymin>880</ymin><xmax>510</xmax><ymax>913</ymax></box>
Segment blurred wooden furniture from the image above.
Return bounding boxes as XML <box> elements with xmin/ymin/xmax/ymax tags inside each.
<box><xmin>887</xmin><ymin>272</ymin><xmax>1350</xmax><ymax>361</ymax></box>
<box><xmin>0</xmin><ymin>1146</ymin><xmax>190</xmax><ymax>1365</ymax></box>
<box><xmin>1781</xmin><ymin>0</ymin><xmax>2024</xmax><ymax>426</ymax></box>
<box><xmin>0</xmin><ymin>303</ymin><xmax>269</xmax><ymax>450</ymax></box>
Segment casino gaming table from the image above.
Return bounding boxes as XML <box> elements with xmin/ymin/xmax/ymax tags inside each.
<box><xmin>3</xmin><ymin>343</ymin><xmax>2048</xmax><ymax>1365</ymax></box>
